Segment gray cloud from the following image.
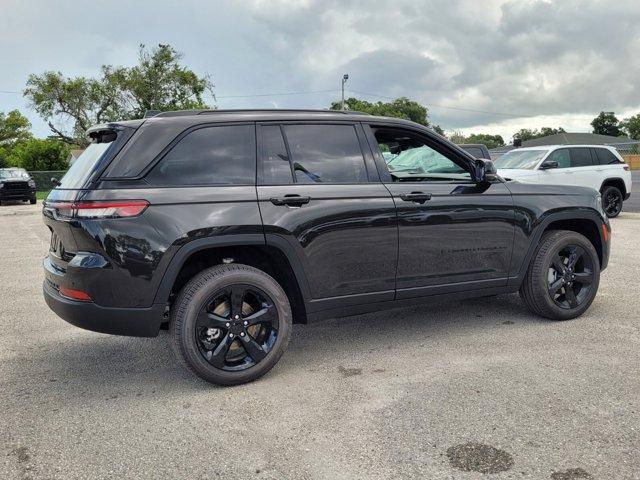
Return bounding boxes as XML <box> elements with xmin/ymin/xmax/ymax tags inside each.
<box><xmin>1</xmin><ymin>0</ymin><xmax>639</xmax><ymax>137</ymax></box>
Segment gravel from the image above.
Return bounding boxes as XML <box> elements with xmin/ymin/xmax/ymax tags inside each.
<box><xmin>1</xmin><ymin>203</ymin><xmax>639</xmax><ymax>479</ymax></box>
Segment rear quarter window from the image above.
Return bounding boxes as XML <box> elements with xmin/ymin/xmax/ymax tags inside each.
<box><xmin>146</xmin><ymin>125</ymin><xmax>256</xmax><ymax>186</ymax></box>
<box><xmin>594</xmin><ymin>148</ymin><xmax>621</xmax><ymax>165</ymax></box>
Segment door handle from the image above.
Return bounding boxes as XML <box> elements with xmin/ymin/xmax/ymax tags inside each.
<box><xmin>269</xmin><ymin>194</ymin><xmax>311</xmax><ymax>207</ymax></box>
<box><xmin>399</xmin><ymin>191</ymin><xmax>432</xmax><ymax>204</ymax></box>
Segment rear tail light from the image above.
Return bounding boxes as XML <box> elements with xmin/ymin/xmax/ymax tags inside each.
<box><xmin>59</xmin><ymin>286</ymin><xmax>92</xmax><ymax>302</ymax></box>
<box><xmin>47</xmin><ymin>200</ymin><xmax>149</xmax><ymax>219</ymax></box>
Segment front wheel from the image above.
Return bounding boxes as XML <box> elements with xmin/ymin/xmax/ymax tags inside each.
<box><xmin>601</xmin><ymin>185</ymin><xmax>623</xmax><ymax>218</ymax></box>
<box><xmin>29</xmin><ymin>197</ymin><xmax>37</xmax><ymax>205</ymax></box>
<box><xmin>170</xmin><ymin>264</ymin><xmax>292</xmax><ymax>385</ymax></box>
<box><xmin>520</xmin><ymin>230</ymin><xmax>600</xmax><ymax>320</ymax></box>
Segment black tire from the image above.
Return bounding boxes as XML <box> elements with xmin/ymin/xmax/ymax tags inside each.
<box><xmin>601</xmin><ymin>185</ymin><xmax>623</xmax><ymax>218</ymax></box>
<box><xmin>170</xmin><ymin>263</ymin><xmax>292</xmax><ymax>385</ymax></box>
<box><xmin>30</xmin><ymin>197</ymin><xmax>37</xmax><ymax>205</ymax></box>
<box><xmin>520</xmin><ymin>230</ymin><xmax>600</xmax><ymax>320</ymax></box>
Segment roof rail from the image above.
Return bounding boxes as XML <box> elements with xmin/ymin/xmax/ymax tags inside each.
<box><xmin>152</xmin><ymin>109</ymin><xmax>371</xmax><ymax>118</ymax></box>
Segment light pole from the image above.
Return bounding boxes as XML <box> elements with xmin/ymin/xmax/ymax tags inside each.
<box><xmin>341</xmin><ymin>74</ymin><xmax>349</xmax><ymax>110</ymax></box>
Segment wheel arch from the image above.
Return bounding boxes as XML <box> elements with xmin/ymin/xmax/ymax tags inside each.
<box><xmin>513</xmin><ymin>210</ymin><xmax>607</xmax><ymax>286</ymax></box>
<box><xmin>600</xmin><ymin>177</ymin><xmax>627</xmax><ymax>197</ymax></box>
<box><xmin>154</xmin><ymin>235</ymin><xmax>310</xmax><ymax>324</ymax></box>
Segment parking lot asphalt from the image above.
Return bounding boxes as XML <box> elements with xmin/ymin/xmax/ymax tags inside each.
<box><xmin>1</xmin><ymin>203</ymin><xmax>639</xmax><ymax>480</ymax></box>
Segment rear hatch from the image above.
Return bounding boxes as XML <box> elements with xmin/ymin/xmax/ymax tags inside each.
<box><xmin>43</xmin><ymin>124</ymin><xmax>139</xmax><ymax>276</ymax></box>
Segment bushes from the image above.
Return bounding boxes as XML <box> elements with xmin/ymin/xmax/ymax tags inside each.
<box><xmin>7</xmin><ymin>138</ymin><xmax>69</xmax><ymax>170</ymax></box>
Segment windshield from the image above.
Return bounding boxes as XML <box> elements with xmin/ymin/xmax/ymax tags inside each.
<box><xmin>0</xmin><ymin>168</ymin><xmax>29</xmax><ymax>179</ymax></box>
<box><xmin>494</xmin><ymin>150</ymin><xmax>547</xmax><ymax>170</ymax></box>
<box><xmin>59</xmin><ymin>142</ymin><xmax>111</xmax><ymax>188</ymax></box>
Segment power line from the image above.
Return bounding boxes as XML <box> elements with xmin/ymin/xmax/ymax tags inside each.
<box><xmin>215</xmin><ymin>89</ymin><xmax>337</xmax><ymax>99</ymax></box>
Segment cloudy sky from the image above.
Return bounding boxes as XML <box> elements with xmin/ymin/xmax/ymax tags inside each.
<box><xmin>1</xmin><ymin>0</ymin><xmax>639</xmax><ymax>141</ymax></box>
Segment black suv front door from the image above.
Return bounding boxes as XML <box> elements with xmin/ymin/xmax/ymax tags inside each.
<box><xmin>364</xmin><ymin>124</ymin><xmax>515</xmax><ymax>298</ymax></box>
<box><xmin>256</xmin><ymin>122</ymin><xmax>398</xmax><ymax>312</ymax></box>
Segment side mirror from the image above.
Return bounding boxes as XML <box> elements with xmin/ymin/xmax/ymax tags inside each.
<box><xmin>51</xmin><ymin>177</ymin><xmax>61</xmax><ymax>187</ymax></box>
<box><xmin>475</xmin><ymin>158</ymin><xmax>497</xmax><ymax>183</ymax></box>
<box><xmin>539</xmin><ymin>160</ymin><xmax>558</xmax><ymax>170</ymax></box>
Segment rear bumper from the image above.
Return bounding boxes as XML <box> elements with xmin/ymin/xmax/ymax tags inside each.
<box><xmin>43</xmin><ymin>279</ymin><xmax>164</xmax><ymax>337</ymax></box>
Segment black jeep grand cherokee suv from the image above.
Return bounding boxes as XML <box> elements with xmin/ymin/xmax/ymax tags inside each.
<box><xmin>43</xmin><ymin>110</ymin><xmax>610</xmax><ymax>385</ymax></box>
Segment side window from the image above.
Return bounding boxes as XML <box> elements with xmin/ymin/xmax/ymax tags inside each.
<box><xmin>374</xmin><ymin>128</ymin><xmax>470</xmax><ymax>182</ymax></box>
<box><xmin>283</xmin><ymin>125</ymin><xmax>368</xmax><ymax>183</ymax></box>
<box><xmin>570</xmin><ymin>148</ymin><xmax>595</xmax><ymax>168</ymax></box>
<box><xmin>260</xmin><ymin>125</ymin><xmax>293</xmax><ymax>184</ymax></box>
<box><xmin>146</xmin><ymin>125</ymin><xmax>255</xmax><ymax>186</ymax></box>
<box><xmin>594</xmin><ymin>148</ymin><xmax>620</xmax><ymax>165</ymax></box>
<box><xmin>546</xmin><ymin>149</ymin><xmax>570</xmax><ymax>168</ymax></box>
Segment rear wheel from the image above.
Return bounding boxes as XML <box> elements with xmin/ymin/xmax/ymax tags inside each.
<box><xmin>170</xmin><ymin>264</ymin><xmax>292</xmax><ymax>385</ymax></box>
<box><xmin>601</xmin><ymin>185</ymin><xmax>623</xmax><ymax>218</ymax></box>
<box><xmin>520</xmin><ymin>230</ymin><xmax>600</xmax><ymax>320</ymax></box>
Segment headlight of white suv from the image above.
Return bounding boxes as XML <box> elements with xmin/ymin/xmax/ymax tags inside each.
<box><xmin>28</xmin><ymin>179</ymin><xmax>36</xmax><ymax>188</ymax></box>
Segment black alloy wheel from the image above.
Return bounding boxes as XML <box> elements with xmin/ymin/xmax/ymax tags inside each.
<box><xmin>170</xmin><ymin>264</ymin><xmax>292</xmax><ymax>385</ymax></box>
<box><xmin>195</xmin><ymin>284</ymin><xmax>279</xmax><ymax>371</ymax></box>
<box><xmin>602</xmin><ymin>186</ymin><xmax>623</xmax><ymax>218</ymax></box>
<box><xmin>520</xmin><ymin>230</ymin><xmax>600</xmax><ymax>320</ymax></box>
<box><xmin>546</xmin><ymin>244</ymin><xmax>595</xmax><ymax>309</ymax></box>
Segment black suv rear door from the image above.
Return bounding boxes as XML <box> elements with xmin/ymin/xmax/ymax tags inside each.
<box><xmin>256</xmin><ymin>122</ymin><xmax>397</xmax><ymax>312</ymax></box>
<box><xmin>364</xmin><ymin>124</ymin><xmax>515</xmax><ymax>298</ymax></box>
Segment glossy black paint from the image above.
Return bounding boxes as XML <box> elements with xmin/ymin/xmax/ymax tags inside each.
<box><xmin>42</xmin><ymin>110</ymin><xmax>610</xmax><ymax>337</ymax></box>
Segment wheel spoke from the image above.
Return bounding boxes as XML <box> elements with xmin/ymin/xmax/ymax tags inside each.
<box><xmin>552</xmin><ymin>255</ymin><xmax>565</xmax><ymax>274</ymax></box>
<box><xmin>209</xmin><ymin>337</ymin><xmax>233</xmax><ymax>368</ymax></box>
<box><xmin>549</xmin><ymin>278</ymin><xmax>564</xmax><ymax>296</ymax></box>
<box><xmin>242</xmin><ymin>336</ymin><xmax>267</xmax><ymax>363</ymax></box>
<box><xmin>196</xmin><ymin>310</ymin><xmax>229</xmax><ymax>329</ymax></box>
<box><xmin>567</xmin><ymin>246</ymin><xmax>584</xmax><ymax>269</ymax></box>
<box><xmin>573</xmin><ymin>271</ymin><xmax>594</xmax><ymax>285</ymax></box>
<box><xmin>565</xmin><ymin>286</ymin><xmax>579</xmax><ymax>308</ymax></box>
<box><xmin>229</xmin><ymin>286</ymin><xmax>245</xmax><ymax>318</ymax></box>
<box><xmin>244</xmin><ymin>304</ymin><xmax>278</xmax><ymax>327</ymax></box>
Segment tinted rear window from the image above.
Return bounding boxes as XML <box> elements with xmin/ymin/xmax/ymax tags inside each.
<box><xmin>462</xmin><ymin>147</ymin><xmax>484</xmax><ymax>158</ymax></box>
<box><xmin>260</xmin><ymin>125</ymin><xmax>293</xmax><ymax>184</ymax></box>
<box><xmin>59</xmin><ymin>143</ymin><xmax>111</xmax><ymax>188</ymax></box>
<box><xmin>284</xmin><ymin>124</ymin><xmax>367</xmax><ymax>183</ymax></box>
<box><xmin>594</xmin><ymin>148</ymin><xmax>620</xmax><ymax>165</ymax></box>
<box><xmin>147</xmin><ymin>125</ymin><xmax>255</xmax><ymax>186</ymax></box>
<box><xmin>570</xmin><ymin>148</ymin><xmax>594</xmax><ymax>167</ymax></box>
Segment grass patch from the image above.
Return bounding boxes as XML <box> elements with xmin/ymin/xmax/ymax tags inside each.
<box><xmin>36</xmin><ymin>191</ymin><xmax>50</xmax><ymax>200</ymax></box>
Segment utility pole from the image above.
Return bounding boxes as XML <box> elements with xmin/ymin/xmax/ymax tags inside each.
<box><xmin>341</xmin><ymin>74</ymin><xmax>349</xmax><ymax>110</ymax></box>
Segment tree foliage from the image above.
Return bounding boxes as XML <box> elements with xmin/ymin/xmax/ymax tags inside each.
<box><xmin>0</xmin><ymin>110</ymin><xmax>33</xmax><ymax>167</ymax></box>
<box><xmin>7</xmin><ymin>138</ymin><xmax>70</xmax><ymax>170</ymax></box>
<box><xmin>448</xmin><ymin>131</ymin><xmax>504</xmax><ymax>149</ymax></box>
<box><xmin>591</xmin><ymin>111</ymin><xmax>622</xmax><ymax>137</ymax></box>
<box><xmin>621</xmin><ymin>114</ymin><xmax>640</xmax><ymax>141</ymax></box>
<box><xmin>513</xmin><ymin>127</ymin><xmax>565</xmax><ymax>142</ymax></box>
<box><xmin>24</xmin><ymin>44</ymin><xmax>214</xmax><ymax>146</ymax></box>
<box><xmin>330</xmin><ymin>97</ymin><xmax>431</xmax><ymax>127</ymax></box>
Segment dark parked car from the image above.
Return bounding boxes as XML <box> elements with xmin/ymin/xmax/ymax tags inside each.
<box><xmin>43</xmin><ymin>110</ymin><xmax>610</xmax><ymax>385</ymax></box>
<box><xmin>459</xmin><ymin>143</ymin><xmax>491</xmax><ymax>159</ymax></box>
<box><xmin>0</xmin><ymin>168</ymin><xmax>36</xmax><ymax>204</ymax></box>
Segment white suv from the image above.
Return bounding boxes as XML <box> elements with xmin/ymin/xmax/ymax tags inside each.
<box><xmin>494</xmin><ymin>145</ymin><xmax>632</xmax><ymax>217</ymax></box>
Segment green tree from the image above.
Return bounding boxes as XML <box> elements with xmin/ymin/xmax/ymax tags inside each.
<box><xmin>24</xmin><ymin>44</ymin><xmax>214</xmax><ymax>146</ymax></box>
<box><xmin>0</xmin><ymin>110</ymin><xmax>33</xmax><ymax>167</ymax></box>
<box><xmin>432</xmin><ymin>124</ymin><xmax>445</xmax><ymax>136</ymax></box>
<box><xmin>513</xmin><ymin>127</ymin><xmax>565</xmax><ymax>142</ymax></box>
<box><xmin>8</xmin><ymin>138</ymin><xmax>69</xmax><ymax>170</ymax></box>
<box><xmin>621</xmin><ymin>114</ymin><xmax>640</xmax><ymax>141</ymax></box>
<box><xmin>330</xmin><ymin>97</ymin><xmax>430</xmax><ymax>127</ymax></box>
<box><xmin>591</xmin><ymin>111</ymin><xmax>622</xmax><ymax>137</ymax></box>
<box><xmin>465</xmin><ymin>133</ymin><xmax>505</xmax><ymax>150</ymax></box>
<box><xmin>448</xmin><ymin>130</ymin><xmax>467</xmax><ymax>144</ymax></box>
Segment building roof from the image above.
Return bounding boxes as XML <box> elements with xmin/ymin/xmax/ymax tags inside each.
<box><xmin>521</xmin><ymin>132</ymin><xmax>634</xmax><ymax>147</ymax></box>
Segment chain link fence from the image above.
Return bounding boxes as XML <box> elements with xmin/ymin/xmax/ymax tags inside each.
<box><xmin>27</xmin><ymin>170</ymin><xmax>67</xmax><ymax>192</ymax></box>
